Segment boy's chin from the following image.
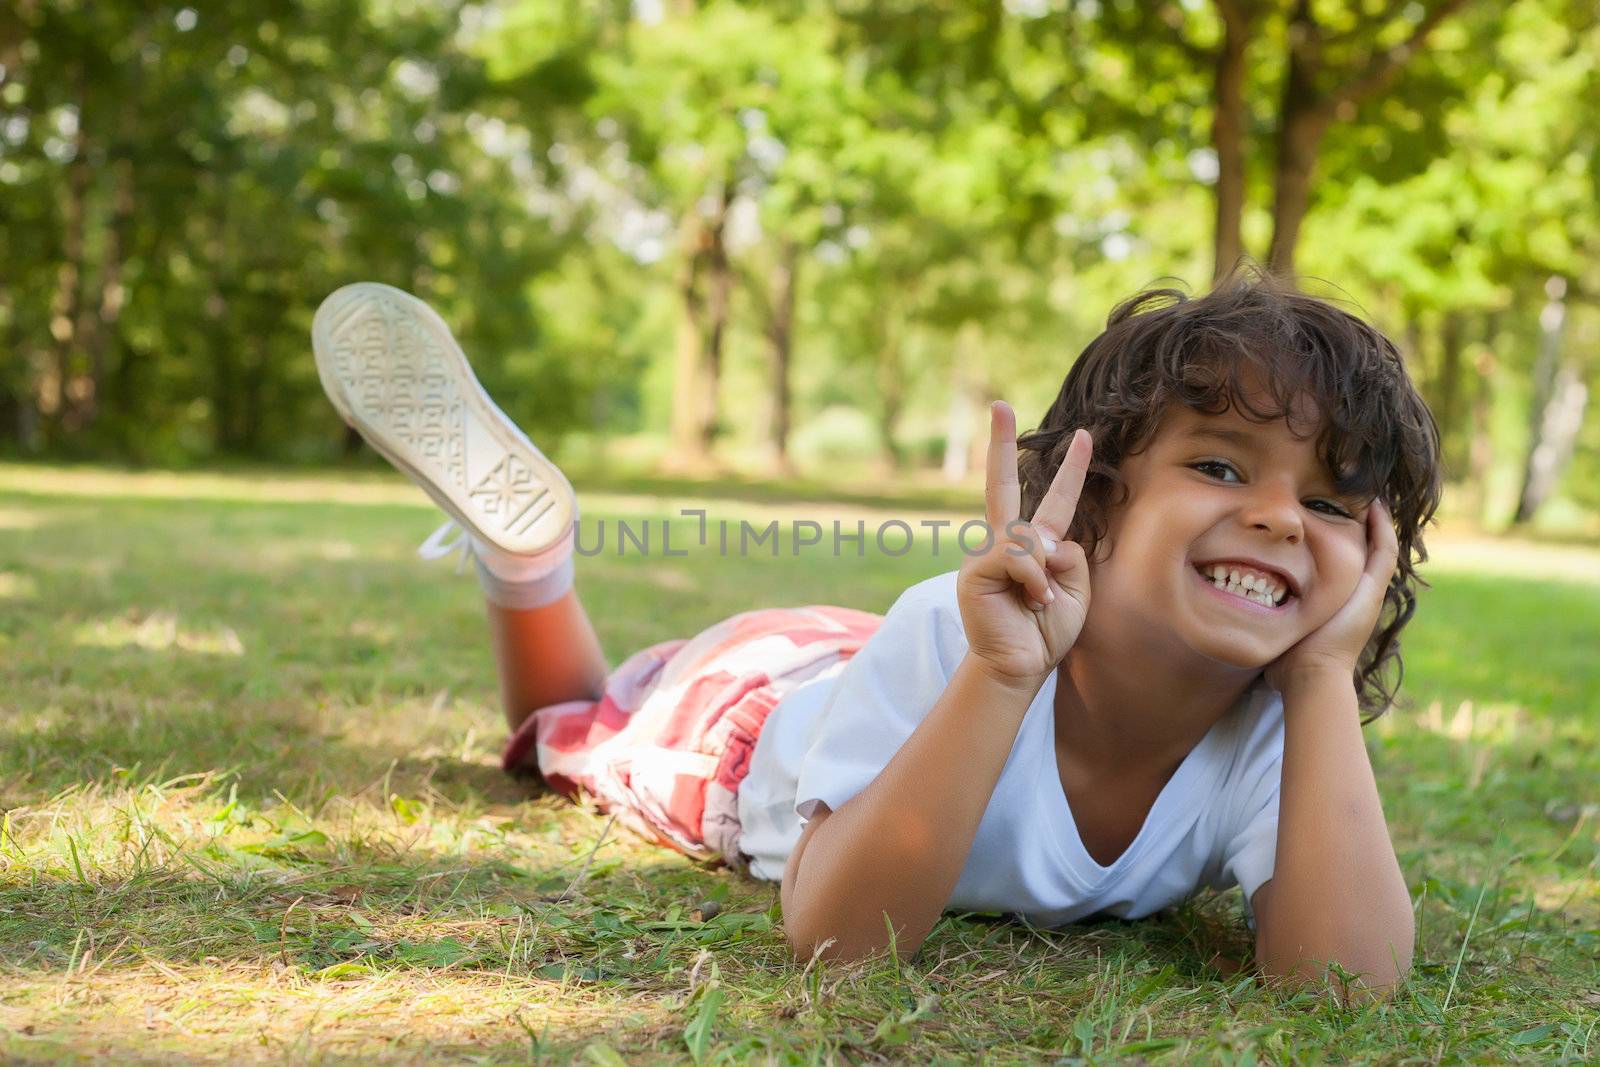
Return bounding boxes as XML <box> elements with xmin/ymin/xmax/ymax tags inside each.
<box><xmin>1188</xmin><ymin>631</ymin><xmax>1294</xmax><ymax>674</ymax></box>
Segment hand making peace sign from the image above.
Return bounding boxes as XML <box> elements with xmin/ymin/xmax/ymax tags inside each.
<box><xmin>957</xmin><ymin>401</ymin><xmax>1095</xmax><ymax>690</ymax></box>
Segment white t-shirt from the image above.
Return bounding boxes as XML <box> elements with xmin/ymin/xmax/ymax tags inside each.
<box><xmin>735</xmin><ymin>569</ymin><xmax>1284</xmax><ymax>929</ymax></box>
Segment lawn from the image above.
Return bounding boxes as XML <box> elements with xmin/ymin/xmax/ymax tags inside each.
<box><xmin>1</xmin><ymin>464</ymin><xmax>1596</xmax><ymax>1064</ymax></box>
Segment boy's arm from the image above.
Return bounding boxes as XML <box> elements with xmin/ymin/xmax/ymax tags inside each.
<box><xmin>1250</xmin><ymin>667</ymin><xmax>1414</xmax><ymax>996</ymax></box>
<box><xmin>780</xmin><ymin>652</ymin><xmax>1044</xmax><ymax>963</ymax></box>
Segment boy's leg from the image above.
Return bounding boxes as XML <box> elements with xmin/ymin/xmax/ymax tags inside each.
<box><xmin>311</xmin><ymin>281</ymin><xmax>608</xmax><ymax>734</ymax></box>
<box><xmin>486</xmin><ymin>589</ymin><xmax>609</xmax><ymax>733</ymax></box>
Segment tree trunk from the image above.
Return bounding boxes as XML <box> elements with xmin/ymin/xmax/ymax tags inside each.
<box><xmin>942</xmin><ymin>323</ymin><xmax>986</xmax><ymax>482</ymax></box>
<box><xmin>765</xmin><ymin>238</ymin><xmax>798</xmax><ymax>475</ymax></box>
<box><xmin>240</xmin><ymin>330</ymin><xmax>269</xmax><ymax>455</ymax></box>
<box><xmin>45</xmin><ymin>90</ymin><xmax>91</xmax><ymax>437</ymax></box>
<box><xmin>204</xmin><ymin>186</ymin><xmax>237</xmax><ymax>454</ymax></box>
<box><xmin>0</xmin><ymin>386</ymin><xmax>16</xmax><ymax>448</ymax></box>
<box><xmin>668</xmin><ymin>211</ymin><xmax>710</xmax><ymax>467</ymax></box>
<box><xmin>209</xmin><ymin>291</ymin><xmax>237</xmax><ymax>452</ymax></box>
<box><xmin>666</xmin><ymin>190</ymin><xmax>731</xmax><ymax>472</ymax></box>
<box><xmin>1404</xmin><ymin>313</ymin><xmax>1426</xmax><ymax>378</ymax></box>
<box><xmin>1265</xmin><ymin>4</ymin><xmax>1330</xmax><ymax>279</ymax></box>
<box><xmin>73</xmin><ymin>153</ymin><xmax>134</xmax><ymax>432</ymax></box>
<box><xmin>1265</xmin><ymin>0</ymin><xmax>1467</xmax><ymax>276</ymax></box>
<box><xmin>108</xmin><ymin>336</ymin><xmax>147</xmax><ymax>459</ymax></box>
<box><xmin>968</xmin><ymin>380</ymin><xmax>1000</xmax><ymax>481</ymax></box>
<box><xmin>700</xmin><ymin>189</ymin><xmax>733</xmax><ymax>458</ymax></box>
<box><xmin>875</xmin><ymin>314</ymin><xmax>906</xmax><ymax>472</ymax></box>
<box><xmin>941</xmin><ymin>371</ymin><xmax>973</xmax><ymax>483</ymax></box>
<box><xmin>1464</xmin><ymin>315</ymin><xmax>1497</xmax><ymax>526</ymax></box>
<box><xmin>0</xmin><ymin>286</ymin><xmax>24</xmax><ymax>447</ymax></box>
<box><xmin>1512</xmin><ymin>278</ymin><xmax>1586</xmax><ymax>525</ymax></box>
<box><xmin>6</xmin><ymin>8</ymin><xmax>46</xmax><ymax>449</ymax></box>
<box><xmin>1211</xmin><ymin>0</ymin><xmax>1249</xmax><ymax>283</ymax></box>
<box><xmin>1512</xmin><ymin>358</ymin><xmax>1587</xmax><ymax>526</ymax></box>
<box><xmin>1434</xmin><ymin>311</ymin><xmax>1465</xmax><ymax>477</ymax></box>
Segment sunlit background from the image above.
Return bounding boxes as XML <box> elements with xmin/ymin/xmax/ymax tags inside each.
<box><xmin>1</xmin><ymin>0</ymin><xmax>1597</xmax><ymax>536</ymax></box>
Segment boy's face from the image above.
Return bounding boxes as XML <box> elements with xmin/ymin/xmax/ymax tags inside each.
<box><xmin>1092</xmin><ymin>388</ymin><xmax>1373</xmax><ymax>675</ymax></box>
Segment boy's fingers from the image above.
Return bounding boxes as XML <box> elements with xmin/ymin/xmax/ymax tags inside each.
<box><xmin>1030</xmin><ymin>428</ymin><xmax>1092</xmax><ymax>540</ymax></box>
<box><xmin>985</xmin><ymin>401</ymin><xmax>1022</xmax><ymax>531</ymax></box>
<box><xmin>1045</xmin><ymin>536</ymin><xmax>1084</xmax><ymax>576</ymax></box>
<box><xmin>1369</xmin><ymin>498</ymin><xmax>1399</xmax><ymax>578</ymax></box>
<box><xmin>1001</xmin><ymin>519</ymin><xmax>1054</xmax><ymax>572</ymax></box>
<box><xmin>1001</xmin><ymin>552</ymin><xmax>1054</xmax><ymax>609</ymax></box>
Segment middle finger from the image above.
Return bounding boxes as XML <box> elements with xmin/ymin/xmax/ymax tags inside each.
<box><xmin>1001</xmin><ymin>517</ymin><xmax>1056</xmax><ymax>572</ymax></box>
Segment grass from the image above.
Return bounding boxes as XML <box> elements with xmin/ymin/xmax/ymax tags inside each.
<box><xmin>0</xmin><ymin>462</ymin><xmax>1596</xmax><ymax>1064</ymax></box>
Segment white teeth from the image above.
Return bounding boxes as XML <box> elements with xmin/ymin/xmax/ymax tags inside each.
<box><xmin>1202</xmin><ymin>564</ymin><xmax>1287</xmax><ymax>607</ymax></box>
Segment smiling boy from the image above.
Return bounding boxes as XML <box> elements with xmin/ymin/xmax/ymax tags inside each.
<box><xmin>779</xmin><ymin>279</ymin><xmax>1441</xmax><ymax>996</ymax></box>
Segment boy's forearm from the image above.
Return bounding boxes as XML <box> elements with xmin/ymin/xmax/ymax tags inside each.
<box><xmin>1259</xmin><ymin>669</ymin><xmax>1414</xmax><ymax>990</ymax></box>
<box><xmin>782</xmin><ymin>653</ymin><xmax>1044</xmax><ymax>962</ymax></box>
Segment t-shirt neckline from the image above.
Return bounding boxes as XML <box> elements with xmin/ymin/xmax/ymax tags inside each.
<box><xmin>1038</xmin><ymin>670</ymin><xmax>1240</xmax><ymax>888</ymax></box>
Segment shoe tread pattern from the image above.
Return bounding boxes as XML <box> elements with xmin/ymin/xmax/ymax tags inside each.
<box><xmin>328</xmin><ymin>290</ymin><xmax>468</xmax><ymax>492</ymax></box>
<box><xmin>322</xmin><ymin>286</ymin><xmax>571</xmax><ymax>553</ymax></box>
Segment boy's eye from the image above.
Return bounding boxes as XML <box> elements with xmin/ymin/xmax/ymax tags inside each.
<box><xmin>1192</xmin><ymin>460</ymin><xmax>1238</xmax><ymax>482</ymax></box>
<box><xmin>1189</xmin><ymin>461</ymin><xmax>1352</xmax><ymax>518</ymax></box>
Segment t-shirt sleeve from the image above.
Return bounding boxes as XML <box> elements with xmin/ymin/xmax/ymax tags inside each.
<box><xmin>1215</xmin><ymin>689</ymin><xmax>1285</xmax><ymax>931</ymax></box>
<box><xmin>793</xmin><ymin>571</ymin><xmax>969</xmax><ymax>822</ymax></box>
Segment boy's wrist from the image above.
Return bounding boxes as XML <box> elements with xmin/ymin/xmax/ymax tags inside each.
<box><xmin>1277</xmin><ymin>664</ymin><xmax>1357</xmax><ymax>702</ymax></box>
<box><xmin>962</xmin><ymin>652</ymin><xmax>1051</xmax><ymax>702</ymax></box>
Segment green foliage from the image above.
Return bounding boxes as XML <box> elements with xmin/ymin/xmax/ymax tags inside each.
<box><xmin>1</xmin><ymin>0</ymin><xmax>571</xmax><ymax>462</ymax></box>
<box><xmin>1</xmin><ymin>1</ymin><xmax>1597</xmax><ymax>516</ymax></box>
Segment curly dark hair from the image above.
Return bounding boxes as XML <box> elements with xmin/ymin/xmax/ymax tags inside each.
<box><xmin>1017</xmin><ymin>269</ymin><xmax>1444</xmax><ymax>723</ymax></box>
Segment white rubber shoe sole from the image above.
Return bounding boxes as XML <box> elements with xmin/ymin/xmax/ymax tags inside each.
<box><xmin>311</xmin><ymin>282</ymin><xmax>577</xmax><ymax>557</ymax></box>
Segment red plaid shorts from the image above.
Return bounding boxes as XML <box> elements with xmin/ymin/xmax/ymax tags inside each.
<box><xmin>501</xmin><ymin>604</ymin><xmax>883</xmax><ymax>867</ymax></box>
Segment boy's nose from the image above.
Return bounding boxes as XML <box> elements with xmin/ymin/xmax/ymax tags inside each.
<box><xmin>1239</xmin><ymin>485</ymin><xmax>1304</xmax><ymax>544</ymax></box>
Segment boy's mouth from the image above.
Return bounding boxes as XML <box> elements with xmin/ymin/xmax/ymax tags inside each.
<box><xmin>1191</xmin><ymin>562</ymin><xmax>1297</xmax><ymax>611</ymax></box>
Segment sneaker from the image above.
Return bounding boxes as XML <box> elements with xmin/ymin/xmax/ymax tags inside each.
<box><xmin>311</xmin><ymin>282</ymin><xmax>577</xmax><ymax>557</ymax></box>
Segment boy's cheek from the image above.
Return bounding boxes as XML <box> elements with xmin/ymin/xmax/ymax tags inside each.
<box><xmin>1311</xmin><ymin>536</ymin><xmax>1368</xmax><ymax>608</ymax></box>
<box><xmin>1306</xmin><ymin>570</ymin><xmax>1362</xmax><ymax>627</ymax></box>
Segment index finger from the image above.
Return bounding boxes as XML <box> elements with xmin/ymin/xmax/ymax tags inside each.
<box><xmin>1368</xmin><ymin>497</ymin><xmax>1399</xmax><ymax>579</ymax></box>
<box><xmin>1029</xmin><ymin>428</ymin><xmax>1092</xmax><ymax>539</ymax></box>
<box><xmin>984</xmin><ymin>401</ymin><xmax>1022</xmax><ymax>530</ymax></box>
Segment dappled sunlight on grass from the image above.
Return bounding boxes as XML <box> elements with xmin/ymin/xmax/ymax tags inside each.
<box><xmin>255</xmin><ymin>536</ymin><xmax>362</xmax><ymax>563</ymax></box>
<box><xmin>646</xmin><ymin>566</ymin><xmax>696</xmax><ymax>593</ymax></box>
<box><xmin>73</xmin><ymin>611</ymin><xmax>247</xmax><ymax>656</ymax></box>
<box><xmin>0</xmin><ymin>769</ymin><xmax>782</xmax><ymax>1061</ymax></box>
<box><xmin>0</xmin><ymin>571</ymin><xmax>38</xmax><ymax>601</ymax></box>
<box><xmin>0</xmin><ymin>464</ymin><xmax>430</xmax><ymax>508</ymax></box>
<box><xmin>344</xmin><ymin>617</ymin><xmax>402</xmax><ymax>646</ymax></box>
<box><xmin>0</xmin><ymin>505</ymin><xmax>47</xmax><ymax>530</ymax></box>
<box><xmin>1526</xmin><ymin>869</ymin><xmax>1600</xmax><ymax>920</ymax></box>
<box><xmin>0</xmin><ymin>461</ymin><xmax>989</xmax><ymax>521</ymax></box>
<box><xmin>1382</xmin><ymin>698</ymin><xmax>1542</xmax><ymax>744</ymax></box>
<box><xmin>1421</xmin><ymin>530</ymin><xmax>1600</xmax><ymax>586</ymax></box>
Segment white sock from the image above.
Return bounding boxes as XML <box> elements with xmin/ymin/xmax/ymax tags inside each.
<box><xmin>471</xmin><ymin>523</ymin><xmax>576</xmax><ymax>610</ymax></box>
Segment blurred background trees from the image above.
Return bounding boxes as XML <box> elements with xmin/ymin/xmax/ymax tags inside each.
<box><xmin>2</xmin><ymin>0</ymin><xmax>1596</xmax><ymax>532</ymax></box>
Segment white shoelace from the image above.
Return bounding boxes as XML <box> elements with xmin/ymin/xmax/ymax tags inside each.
<box><xmin>417</xmin><ymin>519</ymin><xmax>474</xmax><ymax>574</ymax></box>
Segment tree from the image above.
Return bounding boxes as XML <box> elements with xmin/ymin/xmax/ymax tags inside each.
<box><xmin>1116</xmin><ymin>0</ymin><xmax>1474</xmax><ymax>278</ymax></box>
<box><xmin>1300</xmin><ymin>0</ymin><xmax>1599</xmax><ymax>525</ymax></box>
